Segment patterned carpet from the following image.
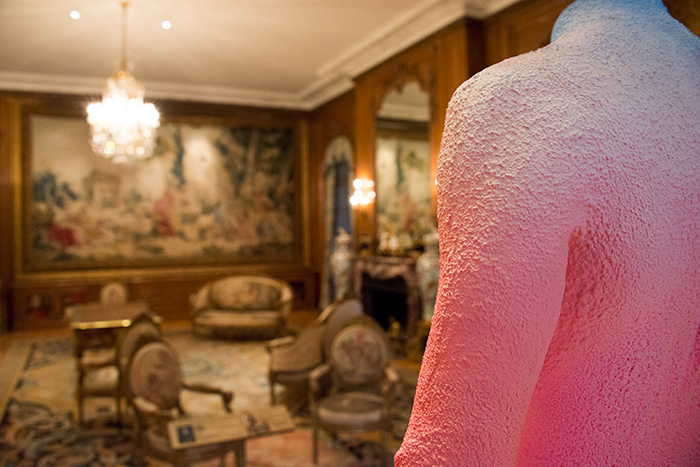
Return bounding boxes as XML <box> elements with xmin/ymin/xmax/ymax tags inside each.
<box><xmin>0</xmin><ymin>330</ymin><xmax>414</xmax><ymax>467</ymax></box>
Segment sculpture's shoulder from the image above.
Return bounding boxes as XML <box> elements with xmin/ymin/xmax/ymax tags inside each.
<box><xmin>444</xmin><ymin>44</ymin><xmax>575</xmax><ymax>157</ymax></box>
<box><xmin>448</xmin><ymin>45</ymin><xmax>567</xmax><ymax>126</ymax></box>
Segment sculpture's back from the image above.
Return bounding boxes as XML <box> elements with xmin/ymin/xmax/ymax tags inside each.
<box><xmin>395</xmin><ymin>0</ymin><xmax>700</xmax><ymax>465</ymax></box>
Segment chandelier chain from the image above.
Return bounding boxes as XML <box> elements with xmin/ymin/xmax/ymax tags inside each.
<box><xmin>120</xmin><ymin>2</ymin><xmax>129</xmax><ymax>72</ymax></box>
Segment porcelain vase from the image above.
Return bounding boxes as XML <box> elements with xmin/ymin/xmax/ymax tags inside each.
<box><xmin>330</xmin><ymin>228</ymin><xmax>354</xmax><ymax>300</ymax></box>
<box><xmin>416</xmin><ymin>231</ymin><xmax>439</xmax><ymax>321</ymax></box>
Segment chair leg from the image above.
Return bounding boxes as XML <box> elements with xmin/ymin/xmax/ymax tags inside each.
<box><xmin>76</xmin><ymin>388</ymin><xmax>86</xmax><ymax>426</ymax></box>
<box><xmin>115</xmin><ymin>395</ymin><xmax>122</xmax><ymax>425</ymax></box>
<box><xmin>234</xmin><ymin>441</ymin><xmax>246</xmax><ymax>467</ymax></box>
<box><xmin>77</xmin><ymin>397</ymin><xmax>83</xmax><ymax>425</ymax></box>
<box><xmin>269</xmin><ymin>377</ymin><xmax>277</xmax><ymax>405</ymax></box>
<box><xmin>381</xmin><ymin>429</ymin><xmax>388</xmax><ymax>467</ymax></box>
<box><xmin>173</xmin><ymin>450</ymin><xmax>187</xmax><ymax>467</ymax></box>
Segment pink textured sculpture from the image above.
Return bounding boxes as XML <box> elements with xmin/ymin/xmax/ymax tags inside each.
<box><xmin>395</xmin><ymin>0</ymin><xmax>700</xmax><ymax>465</ymax></box>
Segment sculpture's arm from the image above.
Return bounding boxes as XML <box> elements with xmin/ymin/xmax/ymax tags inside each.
<box><xmin>396</xmin><ymin>71</ymin><xmax>584</xmax><ymax>466</ymax></box>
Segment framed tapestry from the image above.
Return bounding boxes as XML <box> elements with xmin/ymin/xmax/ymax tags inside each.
<box><xmin>19</xmin><ymin>110</ymin><xmax>305</xmax><ymax>273</ymax></box>
<box><xmin>375</xmin><ymin>134</ymin><xmax>433</xmax><ymax>249</ymax></box>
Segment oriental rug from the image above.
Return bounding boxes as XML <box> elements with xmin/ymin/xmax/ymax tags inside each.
<box><xmin>0</xmin><ymin>330</ymin><xmax>413</xmax><ymax>467</ymax></box>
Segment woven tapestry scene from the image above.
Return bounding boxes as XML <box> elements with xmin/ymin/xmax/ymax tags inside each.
<box><xmin>0</xmin><ymin>331</ymin><xmax>416</xmax><ymax>467</ymax></box>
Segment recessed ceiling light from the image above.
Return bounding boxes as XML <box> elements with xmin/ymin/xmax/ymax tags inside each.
<box><xmin>161</xmin><ymin>20</ymin><xmax>171</xmax><ymax>30</ymax></box>
<box><xmin>70</xmin><ymin>10</ymin><xmax>80</xmax><ymax>20</ymax></box>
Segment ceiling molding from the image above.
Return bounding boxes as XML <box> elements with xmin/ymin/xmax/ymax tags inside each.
<box><xmin>0</xmin><ymin>71</ymin><xmax>105</xmax><ymax>98</ymax></box>
<box><xmin>0</xmin><ymin>0</ymin><xmax>523</xmax><ymax>111</ymax></box>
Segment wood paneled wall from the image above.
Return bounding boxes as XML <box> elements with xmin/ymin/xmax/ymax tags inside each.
<box><xmin>0</xmin><ymin>93</ymin><xmax>317</xmax><ymax>330</ymax></box>
<box><xmin>665</xmin><ymin>0</ymin><xmax>700</xmax><ymax>38</ymax></box>
<box><xmin>0</xmin><ymin>0</ymin><xmax>696</xmax><ymax>331</ymax></box>
<box><xmin>352</xmin><ymin>19</ymin><xmax>486</xmax><ymax>253</ymax></box>
<box><xmin>485</xmin><ymin>0</ymin><xmax>698</xmax><ymax>68</ymax></box>
<box><xmin>484</xmin><ymin>0</ymin><xmax>573</xmax><ymax>66</ymax></box>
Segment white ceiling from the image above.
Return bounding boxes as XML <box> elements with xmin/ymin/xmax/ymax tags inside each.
<box><xmin>0</xmin><ymin>0</ymin><xmax>521</xmax><ymax>110</ymax></box>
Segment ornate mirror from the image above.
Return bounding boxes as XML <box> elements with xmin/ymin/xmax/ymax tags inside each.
<box><xmin>375</xmin><ymin>81</ymin><xmax>433</xmax><ymax>254</ymax></box>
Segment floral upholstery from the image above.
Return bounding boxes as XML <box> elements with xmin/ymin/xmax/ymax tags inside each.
<box><xmin>129</xmin><ymin>341</ymin><xmax>182</xmax><ymax>410</ymax></box>
<box><xmin>330</xmin><ymin>323</ymin><xmax>389</xmax><ymax>386</ymax></box>
<box><xmin>210</xmin><ymin>278</ymin><xmax>282</xmax><ymax>311</ymax></box>
<box><xmin>190</xmin><ymin>275</ymin><xmax>293</xmax><ymax>339</ymax></box>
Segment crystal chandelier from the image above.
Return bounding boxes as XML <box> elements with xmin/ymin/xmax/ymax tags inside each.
<box><xmin>87</xmin><ymin>1</ymin><xmax>160</xmax><ymax>165</ymax></box>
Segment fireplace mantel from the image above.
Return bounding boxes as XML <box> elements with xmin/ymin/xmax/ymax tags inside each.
<box><xmin>353</xmin><ymin>255</ymin><xmax>421</xmax><ymax>338</ymax></box>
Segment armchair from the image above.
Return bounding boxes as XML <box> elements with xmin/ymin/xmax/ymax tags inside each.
<box><xmin>266</xmin><ymin>297</ymin><xmax>364</xmax><ymax>406</ymax></box>
<box><xmin>309</xmin><ymin>315</ymin><xmax>400</xmax><ymax>466</ymax></box>
<box><xmin>127</xmin><ymin>340</ymin><xmax>236</xmax><ymax>466</ymax></box>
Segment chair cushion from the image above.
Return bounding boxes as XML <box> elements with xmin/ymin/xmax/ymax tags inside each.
<box><xmin>210</xmin><ymin>278</ymin><xmax>282</xmax><ymax>311</ymax></box>
<box><xmin>317</xmin><ymin>392</ymin><xmax>385</xmax><ymax>425</ymax></box>
<box><xmin>194</xmin><ymin>310</ymin><xmax>282</xmax><ymax>329</ymax></box>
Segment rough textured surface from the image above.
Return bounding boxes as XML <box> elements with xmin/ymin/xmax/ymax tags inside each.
<box><xmin>395</xmin><ymin>0</ymin><xmax>700</xmax><ymax>465</ymax></box>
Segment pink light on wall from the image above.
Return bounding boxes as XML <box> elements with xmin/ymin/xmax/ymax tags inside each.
<box><xmin>395</xmin><ymin>0</ymin><xmax>700</xmax><ymax>465</ymax></box>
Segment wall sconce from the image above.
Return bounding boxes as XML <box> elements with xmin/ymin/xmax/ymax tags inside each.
<box><xmin>350</xmin><ymin>178</ymin><xmax>375</xmax><ymax>207</ymax></box>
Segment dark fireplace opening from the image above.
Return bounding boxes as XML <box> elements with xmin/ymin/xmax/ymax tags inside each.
<box><xmin>360</xmin><ymin>272</ymin><xmax>408</xmax><ymax>332</ymax></box>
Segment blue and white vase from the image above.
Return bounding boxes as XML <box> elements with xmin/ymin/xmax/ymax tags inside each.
<box><xmin>331</xmin><ymin>228</ymin><xmax>354</xmax><ymax>300</ymax></box>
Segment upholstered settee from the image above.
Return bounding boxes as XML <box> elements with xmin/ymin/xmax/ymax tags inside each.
<box><xmin>190</xmin><ymin>276</ymin><xmax>294</xmax><ymax>339</ymax></box>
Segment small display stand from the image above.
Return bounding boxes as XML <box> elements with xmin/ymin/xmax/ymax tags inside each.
<box><xmin>168</xmin><ymin>405</ymin><xmax>295</xmax><ymax>467</ymax></box>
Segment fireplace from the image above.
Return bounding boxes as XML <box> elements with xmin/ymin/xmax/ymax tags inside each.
<box><xmin>353</xmin><ymin>256</ymin><xmax>421</xmax><ymax>338</ymax></box>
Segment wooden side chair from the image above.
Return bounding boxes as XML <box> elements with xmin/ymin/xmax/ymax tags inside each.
<box><xmin>309</xmin><ymin>315</ymin><xmax>400</xmax><ymax>466</ymax></box>
<box><xmin>127</xmin><ymin>340</ymin><xmax>236</xmax><ymax>466</ymax></box>
<box><xmin>266</xmin><ymin>297</ymin><xmax>364</xmax><ymax>406</ymax></box>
